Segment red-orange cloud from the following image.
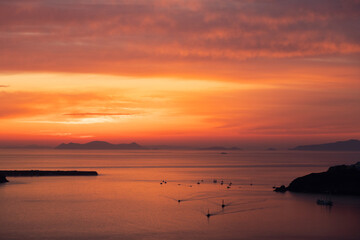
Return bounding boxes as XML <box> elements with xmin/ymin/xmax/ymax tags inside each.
<box><xmin>0</xmin><ymin>0</ymin><xmax>359</xmax><ymax>80</ymax></box>
<box><xmin>0</xmin><ymin>1</ymin><xmax>359</xmax><ymax>147</ymax></box>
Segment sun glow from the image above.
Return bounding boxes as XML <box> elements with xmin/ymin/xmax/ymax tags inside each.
<box><xmin>0</xmin><ymin>0</ymin><xmax>359</xmax><ymax>147</ymax></box>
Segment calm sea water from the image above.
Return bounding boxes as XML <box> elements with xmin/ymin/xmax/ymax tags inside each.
<box><xmin>1</xmin><ymin>149</ymin><xmax>360</xmax><ymax>240</ymax></box>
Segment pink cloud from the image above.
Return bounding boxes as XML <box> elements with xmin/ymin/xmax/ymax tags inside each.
<box><xmin>0</xmin><ymin>0</ymin><xmax>358</xmax><ymax>77</ymax></box>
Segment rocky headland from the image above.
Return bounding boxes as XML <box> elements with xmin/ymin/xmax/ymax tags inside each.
<box><xmin>0</xmin><ymin>174</ymin><xmax>8</xmax><ymax>183</ymax></box>
<box><xmin>274</xmin><ymin>162</ymin><xmax>360</xmax><ymax>195</ymax></box>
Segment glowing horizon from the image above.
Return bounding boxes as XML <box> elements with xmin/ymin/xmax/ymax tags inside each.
<box><xmin>0</xmin><ymin>0</ymin><xmax>359</xmax><ymax>148</ymax></box>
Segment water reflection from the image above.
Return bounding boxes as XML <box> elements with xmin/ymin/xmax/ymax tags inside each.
<box><xmin>0</xmin><ymin>150</ymin><xmax>360</xmax><ymax>240</ymax></box>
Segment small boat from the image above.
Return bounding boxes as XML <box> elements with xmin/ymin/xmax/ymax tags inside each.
<box><xmin>317</xmin><ymin>193</ymin><xmax>333</xmax><ymax>206</ymax></box>
<box><xmin>317</xmin><ymin>199</ymin><xmax>333</xmax><ymax>206</ymax></box>
<box><xmin>206</xmin><ymin>209</ymin><xmax>211</xmax><ymax>218</ymax></box>
<box><xmin>221</xmin><ymin>199</ymin><xmax>225</xmax><ymax>208</ymax></box>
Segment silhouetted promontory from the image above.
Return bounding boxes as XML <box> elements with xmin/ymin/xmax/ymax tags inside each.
<box><xmin>274</xmin><ymin>162</ymin><xmax>360</xmax><ymax>195</ymax></box>
<box><xmin>0</xmin><ymin>170</ymin><xmax>98</xmax><ymax>176</ymax></box>
<box><xmin>0</xmin><ymin>174</ymin><xmax>8</xmax><ymax>183</ymax></box>
<box><xmin>290</xmin><ymin>139</ymin><xmax>360</xmax><ymax>151</ymax></box>
<box><xmin>56</xmin><ymin>141</ymin><xmax>144</xmax><ymax>150</ymax></box>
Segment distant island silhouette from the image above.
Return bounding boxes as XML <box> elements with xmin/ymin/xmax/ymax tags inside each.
<box><xmin>3</xmin><ymin>139</ymin><xmax>360</xmax><ymax>151</ymax></box>
<box><xmin>55</xmin><ymin>141</ymin><xmax>145</xmax><ymax>150</ymax></box>
<box><xmin>55</xmin><ymin>141</ymin><xmax>243</xmax><ymax>150</ymax></box>
<box><xmin>290</xmin><ymin>139</ymin><xmax>360</xmax><ymax>151</ymax></box>
<box><xmin>274</xmin><ymin>162</ymin><xmax>360</xmax><ymax>195</ymax></box>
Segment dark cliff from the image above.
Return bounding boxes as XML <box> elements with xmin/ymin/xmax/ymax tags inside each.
<box><xmin>0</xmin><ymin>174</ymin><xmax>8</xmax><ymax>183</ymax></box>
<box><xmin>282</xmin><ymin>162</ymin><xmax>360</xmax><ymax>195</ymax></box>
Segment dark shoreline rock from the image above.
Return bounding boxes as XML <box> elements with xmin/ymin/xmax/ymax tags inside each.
<box><xmin>0</xmin><ymin>174</ymin><xmax>9</xmax><ymax>183</ymax></box>
<box><xmin>0</xmin><ymin>170</ymin><xmax>98</xmax><ymax>177</ymax></box>
<box><xmin>273</xmin><ymin>185</ymin><xmax>286</xmax><ymax>192</ymax></box>
<box><xmin>274</xmin><ymin>162</ymin><xmax>360</xmax><ymax>195</ymax></box>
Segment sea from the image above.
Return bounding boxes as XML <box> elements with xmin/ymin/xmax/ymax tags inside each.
<box><xmin>1</xmin><ymin>149</ymin><xmax>360</xmax><ymax>240</ymax></box>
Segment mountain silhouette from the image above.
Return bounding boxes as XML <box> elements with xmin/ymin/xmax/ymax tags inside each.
<box><xmin>55</xmin><ymin>141</ymin><xmax>144</xmax><ymax>150</ymax></box>
<box><xmin>290</xmin><ymin>139</ymin><xmax>360</xmax><ymax>151</ymax></box>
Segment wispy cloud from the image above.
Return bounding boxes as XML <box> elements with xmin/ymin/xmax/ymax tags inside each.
<box><xmin>64</xmin><ymin>112</ymin><xmax>133</xmax><ymax>116</ymax></box>
<box><xmin>38</xmin><ymin>132</ymin><xmax>72</xmax><ymax>136</ymax></box>
<box><xmin>0</xmin><ymin>91</ymin><xmax>107</xmax><ymax>119</ymax></box>
<box><xmin>77</xmin><ymin>135</ymin><xmax>94</xmax><ymax>138</ymax></box>
<box><xmin>0</xmin><ymin>0</ymin><xmax>358</xmax><ymax>78</ymax></box>
<box><xmin>37</xmin><ymin>131</ymin><xmax>95</xmax><ymax>138</ymax></box>
<box><xmin>22</xmin><ymin>117</ymin><xmax>115</xmax><ymax>125</ymax></box>
<box><xmin>0</xmin><ymin>1</ymin><xmax>359</xmax><ymax>145</ymax></box>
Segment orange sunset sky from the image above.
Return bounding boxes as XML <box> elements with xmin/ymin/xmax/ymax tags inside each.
<box><xmin>0</xmin><ymin>0</ymin><xmax>359</xmax><ymax>148</ymax></box>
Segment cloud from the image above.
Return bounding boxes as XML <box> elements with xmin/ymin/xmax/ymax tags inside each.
<box><xmin>38</xmin><ymin>132</ymin><xmax>72</xmax><ymax>136</ymax></box>
<box><xmin>165</xmin><ymin>84</ymin><xmax>360</xmax><ymax>136</ymax></box>
<box><xmin>64</xmin><ymin>112</ymin><xmax>134</xmax><ymax>116</ymax></box>
<box><xmin>0</xmin><ymin>75</ymin><xmax>359</xmax><ymax>143</ymax></box>
<box><xmin>22</xmin><ymin>117</ymin><xmax>115</xmax><ymax>125</ymax></box>
<box><xmin>77</xmin><ymin>135</ymin><xmax>94</xmax><ymax>138</ymax></box>
<box><xmin>0</xmin><ymin>0</ymin><xmax>358</xmax><ymax>78</ymax></box>
<box><xmin>0</xmin><ymin>91</ymin><xmax>114</xmax><ymax>119</ymax></box>
<box><xmin>0</xmin><ymin>85</ymin><xmax>9</xmax><ymax>87</ymax></box>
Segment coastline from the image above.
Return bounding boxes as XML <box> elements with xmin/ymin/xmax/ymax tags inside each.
<box><xmin>0</xmin><ymin>170</ymin><xmax>98</xmax><ymax>177</ymax></box>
